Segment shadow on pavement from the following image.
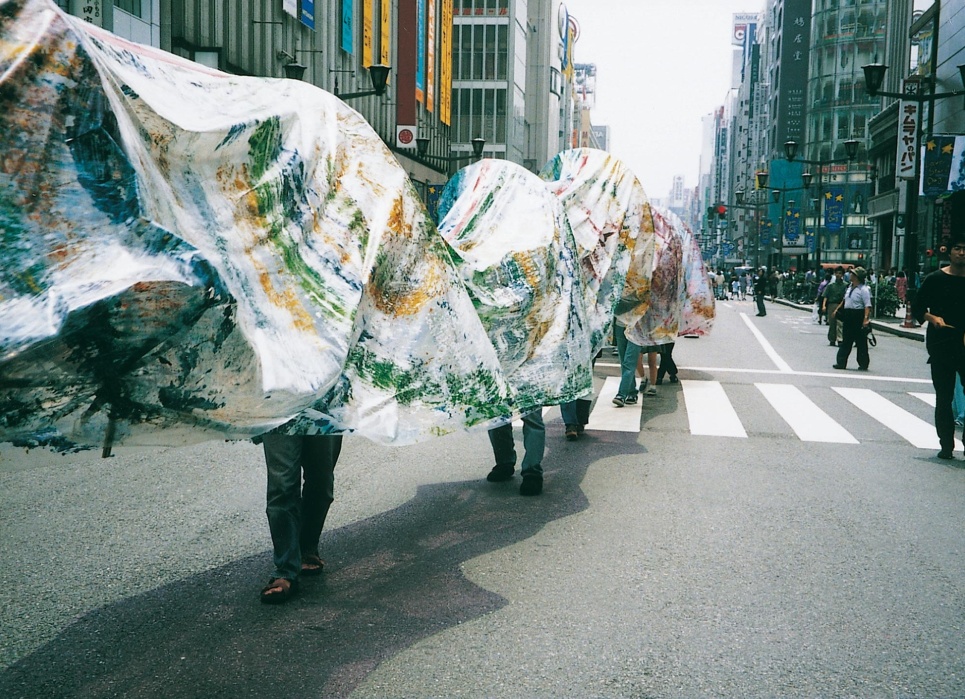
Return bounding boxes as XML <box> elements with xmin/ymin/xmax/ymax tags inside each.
<box><xmin>0</xmin><ymin>433</ymin><xmax>638</xmax><ymax>698</ymax></box>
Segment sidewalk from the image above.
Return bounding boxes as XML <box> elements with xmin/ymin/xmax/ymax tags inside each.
<box><xmin>771</xmin><ymin>297</ymin><xmax>925</xmax><ymax>341</ymax></box>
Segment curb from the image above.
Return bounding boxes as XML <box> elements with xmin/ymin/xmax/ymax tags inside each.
<box><xmin>770</xmin><ymin>298</ymin><xmax>925</xmax><ymax>342</ymax></box>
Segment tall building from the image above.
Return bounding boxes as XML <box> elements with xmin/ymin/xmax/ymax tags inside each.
<box><xmin>55</xmin><ymin>0</ymin><xmax>162</xmax><ymax>46</ymax></box>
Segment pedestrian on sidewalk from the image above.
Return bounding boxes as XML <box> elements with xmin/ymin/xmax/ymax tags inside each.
<box><xmin>822</xmin><ymin>266</ymin><xmax>847</xmax><ymax>346</ymax></box>
<box><xmin>912</xmin><ymin>238</ymin><xmax>965</xmax><ymax>460</ymax></box>
<box><xmin>814</xmin><ymin>271</ymin><xmax>832</xmax><ymax>324</ymax></box>
<box><xmin>895</xmin><ymin>270</ymin><xmax>908</xmax><ymax>308</ymax></box>
<box><xmin>260</xmin><ymin>433</ymin><xmax>343</xmax><ymax>604</ymax></box>
<box><xmin>833</xmin><ymin>266</ymin><xmax>872</xmax><ymax>371</ymax></box>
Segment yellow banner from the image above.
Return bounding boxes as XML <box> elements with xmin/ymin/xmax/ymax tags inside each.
<box><xmin>380</xmin><ymin>0</ymin><xmax>391</xmax><ymax>66</ymax></box>
<box><xmin>439</xmin><ymin>0</ymin><xmax>452</xmax><ymax>124</ymax></box>
<box><xmin>363</xmin><ymin>0</ymin><xmax>375</xmax><ymax>67</ymax></box>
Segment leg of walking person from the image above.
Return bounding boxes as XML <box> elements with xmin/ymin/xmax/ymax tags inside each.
<box><xmin>487</xmin><ymin>421</ymin><xmax>517</xmax><ymax>480</ymax></box>
<box><xmin>519</xmin><ymin>409</ymin><xmax>545</xmax><ymax>495</ymax></box>
<box><xmin>298</xmin><ymin>434</ymin><xmax>342</xmax><ymax>569</ymax></box>
<box><xmin>616</xmin><ymin>327</ymin><xmax>641</xmax><ymax>406</ymax></box>
<box><xmin>835</xmin><ymin>311</ymin><xmax>859</xmax><ymax>368</ymax></box>
<box><xmin>855</xmin><ymin>328</ymin><xmax>870</xmax><ymax>370</ymax></box>
<box><xmin>931</xmin><ymin>361</ymin><xmax>957</xmax><ymax>458</ymax></box>
<box><xmin>261</xmin><ymin>434</ymin><xmax>305</xmax><ymax>603</ymax></box>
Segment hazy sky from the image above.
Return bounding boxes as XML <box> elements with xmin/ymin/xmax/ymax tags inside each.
<box><xmin>561</xmin><ymin>0</ymin><xmax>759</xmax><ymax>198</ymax></box>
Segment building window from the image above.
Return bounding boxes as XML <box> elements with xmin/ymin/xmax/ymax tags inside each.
<box><xmin>115</xmin><ymin>0</ymin><xmax>143</xmax><ymax>17</ymax></box>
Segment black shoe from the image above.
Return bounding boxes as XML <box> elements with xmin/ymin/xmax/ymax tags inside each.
<box><xmin>755</xmin><ymin>313</ymin><xmax>766</xmax><ymax>316</ymax></box>
<box><xmin>519</xmin><ymin>473</ymin><xmax>543</xmax><ymax>496</ymax></box>
<box><xmin>832</xmin><ymin>364</ymin><xmax>846</xmax><ymax>370</ymax></box>
<box><xmin>858</xmin><ymin>366</ymin><xmax>869</xmax><ymax>371</ymax></box>
<box><xmin>564</xmin><ymin>424</ymin><xmax>579</xmax><ymax>441</ymax></box>
<box><xmin>669</xmin><ymin>375</ymin><xmax>678</xmax><ymax>383</ymax></box>
<box><xmin>624</xmin><ymin>394</ymin><xmax>638</xmax><ymax>405</ymax></box>
<box><xmin>486</xmin><ymin>465</ymin><xmax>514</xmax><ymax>482</ymax></box>
<box><xmin>829</xmin><ymin>341</ymin><xmax>836</xmax><ymax>346</ymax></box>
<box><xmin>655</xmin><ymin>378</ymin><xmax>663</xmax><ymax>385</ymax></box>
<box><xmin>937</xmin><ymin>450</ymin><xmax>955</xmax><ymax>460</ymax></box>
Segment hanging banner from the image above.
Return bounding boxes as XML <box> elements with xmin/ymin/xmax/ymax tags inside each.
<box><xmin>426</xmin><ymin>0</ymin><xmax>436</xmax><ymax>112</ymax></box>
<box><xmin>921</xmin><ymin>135</ymin><xmax>961</xmax><ymax>196</ymax></box>
<box><xmin>824</xmin><ymin>187</ymin><xmax>845</xmax><ymax>231</ymax></box>
<box><xmin>783</xmin><ymin>207</ymin><xmax>801</xmax><ymax>242</ymax></box>
<box><xmin>897</xmin><ymin>81</ymin><xmax>921</xmax><ymax>181</ymax></box>
<box><xmin>439</xmin><ymin>0</ymin><xmax>452</xmax><ymax>124</ymax></box>
<box><xmin>301</xmin><ymin>0</ymin><xmax>315</xmax><ymax>30</ymax></box>
<box><xmin>342</xmin><ymin>0</ymin><xmax>354</xmax><ymax>54</ymax></box>
<box><xmin>380</xmin><ymin>0</ymin><xmax>391</xmax><ymax>65</ymax></box>
<box><xmin>363</xmin><ymin>0</ymin><xmax>374</xmax><ymax>65</ymax></box>
<box><xmin>416</xmin><ymin>0</ymin><xmax>426</xmax><ymax>102</ymax></box>
<box><xmin>283</xmin><ymin>0</ymin><xmax>298</xmax><ymax>18</ymax></box>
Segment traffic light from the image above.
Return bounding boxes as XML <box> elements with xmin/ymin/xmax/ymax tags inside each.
<box><xmin>716</xmin><ymin>204</ymin><xmax>727</xmax><ymax>216</ymax></box>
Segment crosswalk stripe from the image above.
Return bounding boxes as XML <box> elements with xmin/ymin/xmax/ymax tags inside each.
<box><xmin>910</xmin><ymin>392</ymin><xmax>935</xmax><ymax>407</ymax></box>
<box><xmin>833</xmin><ymin>387</ymin><xmax>959</xmax><ymax>450</ymax></box>
<box><xmin>756</xmin><ymin>383</ymin><xmax>858</xmax><ymax>443</ymax></box>
<box><xmin>681</xmin><ymin>379</ymin><xmax>747</xmax><ymax>437</ymax></box>
<box><xmin>585</xmin><ymin>377</ymin><xmax>644</xmax><ymax>432</ymax></box>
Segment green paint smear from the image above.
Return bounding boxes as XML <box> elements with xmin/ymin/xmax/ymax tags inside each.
<box><xmin>347</xmin><ymin>344</ymin><xmax>507</xmax><ymax>420</ymax></box>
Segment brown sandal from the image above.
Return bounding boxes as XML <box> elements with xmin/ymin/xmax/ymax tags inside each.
<box><xmin>260</xmin><ymin>577</ymin><xmax>296</xmax><ymax>604</ymax></box>
<box><xmin>300</xmin><ymin>554</ymin><xmax>325</xmax><ymax>576</ymax></box>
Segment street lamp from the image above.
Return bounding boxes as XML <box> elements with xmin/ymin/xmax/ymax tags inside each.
<box><xmin>415</xmin><ymin>135</ymin><xmax>486</xmax><ymax>172</ymax></box>
<box><xmin>333</xmin><ymin>64</ymin><xmax>392</xmax><ymax>99</ymax></box>
<box><xmin>783</xmin><ymin>138</ymin><xmax>860</xmax><ymax>271</ymax></box>
<box><xmin>860</xmin><ymin>63</ymin><xmax>965</xmax><ymax>275</ymax></box>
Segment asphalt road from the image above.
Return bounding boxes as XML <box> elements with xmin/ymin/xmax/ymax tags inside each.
<box><xmin>2</xmin><ymin>297</ymin><xmax>964</xmax><ymax>698</ymax></box>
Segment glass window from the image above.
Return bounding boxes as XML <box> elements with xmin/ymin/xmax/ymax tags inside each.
<box><xmin>496</xmin><ymin>24</ymin><xmax>508</xmax><ymax>80</ymax></box>
<box><xmin>115</xmin><ymin>0</ymin><xmax>143</xmax><ymax>17</ymax></box>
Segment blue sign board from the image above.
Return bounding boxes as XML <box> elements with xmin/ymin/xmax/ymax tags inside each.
<box><xmin>783</xmin><ymin>206</ymin><xmax>801</xmax><ymax>242</ymax></box>
<box><xmin>824</xmin><ymin>187</ymin><xmax>844</xmax><ymax>231</ymax></box>
<box><xmin>301</xmin><ymin>0</ymin><xmax>315</xmax><ymax>30</ymax></box>
<box><xmin>341</xmin><ymin>0</ymin><xmax>353</xmax><ymax>53</ymax></box>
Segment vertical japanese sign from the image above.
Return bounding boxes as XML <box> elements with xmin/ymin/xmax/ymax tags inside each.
<box><xmin>363</xmin><ymin>0</ymin><xmax>375</xmax><ymax>66</ymax></box>
<box><xmin>777</xmin><ymin>0</ymin><xmax>810</xmax><ymax>146</ymax></box>
<box><xmin>824</xmin><ymin>187</ymin><xmax>845</xmax><ymax>231</ymax></box>
<box><xmin>342</xmin><ymin>0</ymin><xmax>354</xmax><ymax>54</ymax></box>
<box><xmin>897</xmin><ymin>82</ymin><xmax>921</xmax><ymax>181</ymax></box>
<box><xmin>301</xmin><ymin>0</ymin><xmax>315</xmax><ymax>29</ymax></box>
<box><xmin>283</xmin><ymin>0</ymin><xmax>298</xmax><ymax>18</ymax></box>
<box><xmin>426</xmin><ymin>0</ymin><xmax>436</xmax><ymax>112</ymax></box>
<box><xmin>416</xmin><ymin>0</ymin><xmax>426</xmax><ymax>103</ymax></box>
<box><xmin>439</xmin><ymin>0</ymin><xmax>452</xmax><ymax>125</ymax></box>
<box><xmin>69</xmin><ymin>0</ymin><xmax>103</xmax><ymax>26</ymax></box>
<box><xmin>381</xmin><ymin>0</ymin><xmax>392</xmax><ymax>66</ymax></box>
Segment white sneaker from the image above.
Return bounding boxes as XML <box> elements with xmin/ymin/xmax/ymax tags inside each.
<box><xmin>645</xmin><ymin>385</ymin><xmax>657</xmax><ymax>396</ymax></box>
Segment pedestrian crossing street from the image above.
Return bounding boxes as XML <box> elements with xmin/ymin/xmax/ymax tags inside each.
<box><xmin>533</xmin><ymin>376</ymin><xmax>961</xmax><ymax>452</ymax></box>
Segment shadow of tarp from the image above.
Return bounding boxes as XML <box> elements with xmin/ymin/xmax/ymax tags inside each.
<box><xmin>0</xmin><ymin>432</ymin><xmax>638</xmax><ymax>698</ymax></box>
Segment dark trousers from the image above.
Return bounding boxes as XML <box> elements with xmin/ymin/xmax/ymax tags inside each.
<box><xmin>263</xmin><ymin>434</ymin><xmax>342</xmax><ymax>581</ymax></box>
<box><xmin>755</xmin><ymin>293</ymin><xmax>766</xmax><ymax>315</ymax></box>
<box><xmin>931</xmin><ymin>360</ymin><xmax>965</xmax><ymax>453</ymax></box>
<box><xmin>836</xmin><ymin>308</ymin><xmax>869</xmax><ymax>369</ymax></box>
<box><xmin>656</xmin><ymin>342</ymin><xmax>677</xmax><ymax>381</ymax></box>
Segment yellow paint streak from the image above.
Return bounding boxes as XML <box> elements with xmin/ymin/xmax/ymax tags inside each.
<box><xmin>255</xmin><ymin>267</ymin><xmax>316</xmax><ymax>333</ymax></box>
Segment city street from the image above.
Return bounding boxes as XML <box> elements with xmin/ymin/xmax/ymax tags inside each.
<box><xmin>2</xmin><ymin>298</ymin><xmax>964</xmax><ymax>698</ymax></box>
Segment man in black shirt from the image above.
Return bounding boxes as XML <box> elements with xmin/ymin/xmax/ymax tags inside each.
<box><xmin>912</xmin><ymin>235</ymin><xmax>965</xmax><ymax>460</ymax></box>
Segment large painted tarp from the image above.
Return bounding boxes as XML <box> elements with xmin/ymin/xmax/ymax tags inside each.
<box><xmin>0</xmin><ymin>1</ymin><xmax>710</xmax><ymax>452</ymax></box>
<box><xmin>0</xmin><ymin>0</ymin><xmax>512</xmax><ymax>449</ymax></box>
<box><xmin>539</xmin><ymin>149</ymin><xmax>654</xmax><ymax>354</ymax></box>
<box><xmin>437</xmin><ymin>160</ymin><xmax>592</xmax><ymax>411</ymax></box>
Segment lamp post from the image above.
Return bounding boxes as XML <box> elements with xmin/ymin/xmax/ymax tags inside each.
<box><xmin>414</xmin><ymin>135</ymin><xmax>486</xmax><ymax>175</ymax></box>
<box><xmin>783</xmin><ymin>138</ymin><xmax>860</xmax><ymax>271</ymax></box>
<box><xmin>333</xmin><ymin>64</ymin><xmax>392</xmax><ymax>99</ymax></box>
<box><xmin>860</xmin><ymin>63</ymin><xmax>965</xmax><ymax>276</ymax></box>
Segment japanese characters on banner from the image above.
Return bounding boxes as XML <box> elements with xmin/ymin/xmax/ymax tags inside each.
<box><xmin>426</xmin><ymin>0</ymin><xmax>436</xmax><ymax>112</ymax></box>
<box><xmin>380</xmin><ymin>0</ymin><xmax>391</xmax><ymax>65</ymax></box>
<box><xmin>69</xmin><ymin>0</ymin><xmax>102</xmax><ymax>26</ymax></box>
<box><xmin>439</xmin><ymin>0</ymin><xmax>453</xmax><ymax>125</ymax></box>
<box><xmin>363</xmin><ymin>0</ymin><xmax>374</xmax><ymax>66</ymax></box>
<box><xmin>300</xmin><ymin>0</ymin><xmax>315</xmax><ymax>29</ymax></box>
<box><xmin>341</xmin><ymin>0</ymin><xmax>353</xmax><ymax>53</ymax></box>
<box><xmin>897</xmin><ymin>82</ymin><xmax>921</xmax><ymax>181</ymax></box>
<box><xmin>416</xmin><ymin>0</ymin><xmax>426</xmax><ymax>102</ymax></box>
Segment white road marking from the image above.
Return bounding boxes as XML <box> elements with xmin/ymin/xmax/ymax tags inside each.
<box><xmin>756</xmin><ymin>383</ymin><xmax>858</xmax><ymax>443</ymax></box>
<box><xmin>833</xmin><ymin>387</ymin><xmax>963</xmax><ymax>450</ymax></box>
<box><xmin>910</xmin><ymin>392</ymin><xmax>935</xmax><ymax>407</ymax></box>
<box><xmin>584</xmin><ymin>377</ymin><xmax>643</xmax><ymax>432</ymax></box>
<box><xmin>681</xmin><ymin>379</ymin><xmax>747</xmax><ymax>438</ymax></box>
<box><xmin>740</xmin><ymin>313</ymin><xmax>794</xmax><ymax>373</ymax></box>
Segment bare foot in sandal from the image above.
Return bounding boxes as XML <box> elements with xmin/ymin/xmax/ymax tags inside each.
<box><xmin>260</xmin><ymin>577</ymin><xmax>296</xmax><ymax>604</ymax></box>
<box><xmin>300</xmin><ymin>554</ymin><xmax>325</xmax><ymax>576</ymax></box>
